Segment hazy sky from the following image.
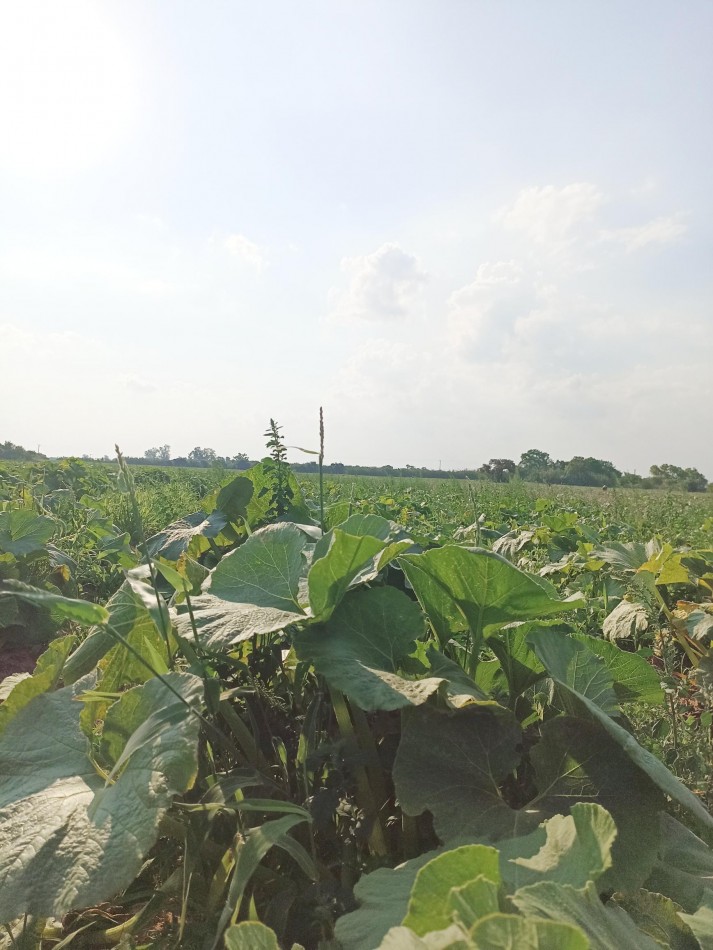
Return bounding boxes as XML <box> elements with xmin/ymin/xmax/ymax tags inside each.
<box><xmin>2</xmin><ymin>1</ymin><xmax>712</xmax><ymax>475</ymax></box>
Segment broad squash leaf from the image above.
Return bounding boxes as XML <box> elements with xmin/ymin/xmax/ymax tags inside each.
<box><xmin>400</xmin><ymin>548</ymin><xmax>583</xmax><ymax>652</ymax></box>
<box><xmin>393</xmin><ymin>705</ymin><xmax>523</xmax><ymax>842</ymax></box>
<box><xmin>294</xmin><ymin>587</ymin><xmax>438</xmax><ymax>711</ymax></box>
<box><xmin>0</xmin><ymin>672</ymin><xmax>202</xmax><ymax>921</ymax></box>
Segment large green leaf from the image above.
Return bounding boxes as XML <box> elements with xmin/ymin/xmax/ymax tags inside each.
<box><xmin>393</xmin><ymin>706</ymin><xmax>523</xmax><ymax>842</ymax></box>
<box><xmin>341</xmin><ymin>808</ymin><xmax>639</xmax><ymax>950</ymax></box>
<box><xmin>178</xmin><ymin>523</ymin><xmax>309</xmax><ymax>648</ymax></box>
<box><xmin>215</xmin><ymin>475</ymin><xmax>255</xmax><ymax>525</ymax></box>
<box><xmin>63</xmin><ymin>579</ymin><xmax>169</xmax><ymax>685</ymax></box>
<box><xmin>526</xmin><ymin>629</ymin><xmax>619</xmax><ymax>716</ymax></box>
<box><xmin>294</xmin><ymin>587</ymin><xmax>437</xmax><ymax>710</ymax></box>
<box><xmin>612</xmin><ymin>890</ymin><xmax>698</xmax><ymax>950</ymax></box>
<box><xmin>335</xmin><ymin>850</ymin><xmax>441</xmax><ymax>950</ymax></box>
<box><xmin>486</xmin><ymin>622</ymin><xmax>547</xmax><ymax>700</ymax></box>
<box><xmin>469</xmin><ymin>914</ymin><xmax>589</xmax><ymax>949</ymax></box>
<box><xmin>512</xmin><ymin>880</ymin><xmax>661</xmax><ymax>950</ymax></box>
<box><xmin>145</xmin><ymin>510</ymin><xmax>228</xmax><ymax>561</ymax></box>
<box><xmin>175</xmin><ymin>593</ymin><xmax>303</xmax><ymax>649</ymax></box>
<box><xmin>0</xmin><ymin>673</ymin><xmax>202</xmax><ymax>921</ymax></box>
<box><xmin>645</xmin><ymin>815</ymin><xmax>713</xmax><ymax>913</ymax></box>
<box><xmin>0</xmin><ymin>509</ymin><xmax>54</xmax><ymax>557</ymax></box>
<box><xmin>446</xmin><ymin>877</ymin><xmax>500</xmax><ymax>930</ymax></box>
<box><xmin>333</xmin><ymin>514</ymin><xmax>414</xmax><ymax>573</ymax></box>
<box><xmin>308</xmin><ymin>529</ymin><xmax>387</xmax><ymax>620</ymax></box>
<box><xmin>497</xmin><ymin>803</ymin><xmax>616</xmax><ymax>892</ymax></box>
<box><xmin>528</xmin><ymin>631</ymin><xmax>713</xmax><ymax>833</ymax></box>
<box><xmin>224</xmin><ymin>922</ymin><xmax>280</xmax><ymax>949</ymax></box>
<box><xmin>336</xmin><ymin>513</ymin><xmax>396</xmax><ymax>541</ymax></box>
<box><xmin>379</xmin><ymin>925</ymin><xmax>468</xmax><ymax>949</ymax></box>
<box><xmin>208</xmin><ymin>522</ymin><xmax>308</xmax><ymax>611</ymax></box>
<box><xmin>570</xmin><ymin>633</ymin><xmax>663</xmax><ymax>705</ymax></box>
<box><xmin>399</xmin><ymin>553</ymin><xmax>468</xmax><ymax>645</ymax></box>
<box><xmin>679</xmin><ymin>888</ymin><xmax>713</xmax><ymax>949</ymax></box>
<box><xmin>0</xmin><ymin>635</ymin><xmax>75</xmax><ymax>736</ymax></box>
<box><xmin>0</xmin><ymin>580</ymin><xmax>108</xmax><ymax>626</ymax></box>
<box><xmin>529</xmin><ymin>717</ymin><xmax>663</xmax><ymax>891</ymax></box>
<box><xmin>399</xmin><ymin>548</ymin><xmax>583</xmax><ymax>651</ymax></box>
<box><xmin>423</xmin><ymin>648</ymin><xmax>500</xmax><ymax>710</ymax></box>
<box><xmin>402</xmin><ymin>844</ymin><xmax>500</xmax><ymax>936</ymax></box>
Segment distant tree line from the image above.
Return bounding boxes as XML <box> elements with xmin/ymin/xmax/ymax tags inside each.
<box><xmin>3</xmin><ymin>440</ymin><xmax>709</xmax><ymax>492</ymax></box>
<box><xmin>124</xmin><ymin>446</ymin><xmax>255</xmax><ymax>470</ymax></box>
<box><xmin>288</xmin><ymin>450</ymin><xmax>709</xmax><ymax>492</ymax></box>
<box><xmin>0</xmin><ymin>441</ymin><xmax>47</xmax><ymax>461</ymax></box>
<box><xmin>505</xmin><ymin>450</ymin><xmax>709</xmax><ymax>492</ymax></box>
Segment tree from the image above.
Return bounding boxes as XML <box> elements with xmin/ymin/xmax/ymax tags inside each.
<box><xmin>479</xmin><ymin>459</ymin><xmax>516</xmax><ymax>482</ymax></box>
<box><xmin>0</xmin><ymin>441</ymin><xmax>46</xmax><ymax>461</ymax></box>
<box><xmin>650</xmin><ymin>464</ymin><xmax>708</xmax><ymax>492</ymax></box>
<box><xmin>562</xmin><ymin>456</ymin><xmax>620</xmax><ymax>488</ymax></box>
<box><xmin>188</xmin><ymin>447</ymin><xmax>217</xmax><ymax>466</ymax></box>
<box><xmin>232</xmin><ymin>452</ymin><xmax>251</xmax><ymax>470</ymax></box>
<box><xmin>144</xmin><ymin>445</ymin><xmax>170</xmax><ymax>461</ymax></box>
<box><xmin>518</xmin><ymin>449</ymin><xmax>552</xmax><ymax>482</ymax></box>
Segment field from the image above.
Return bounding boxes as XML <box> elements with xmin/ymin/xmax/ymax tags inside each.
<box><xmin>1</xmin><ymin>453</ymin><xmax>713</xmax><ymax>948</ymax></box>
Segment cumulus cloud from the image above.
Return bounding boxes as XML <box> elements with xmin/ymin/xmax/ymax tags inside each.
<box><xmin>329</xmin><ymin>242</ymin><xmax>428</xmax><ymax>323</ymax></box>
<box><xmin>471</xmin><ymin>260</ymin><xmax>523</xmax><ymax>285</ymax></box>
<box><xmin>599</xmin><ymin>214</ymin><xmax>686</xmax><ymax>251</ymax></box>
<box><xmin>497</xmin><ymin>183</ymin><xmax>605</xmax><ymax>248</ymax></box>
<box><xmin>223</xmin><ymin>233</ymin><xmax>266</xmax><ymax>271</ymax></box>
<box><xmin>120</xmin><ymin>373</ymin><xmax>159</xmax><ymax>394</ymax></box>
<box><xmin>446</xmin><ymin>261</ymin><xmax>530</xmax><ymax>356</ymax></box>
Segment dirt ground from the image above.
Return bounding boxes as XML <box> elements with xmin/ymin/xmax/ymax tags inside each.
<box><xmin>0</xmin><ymin>646</ymin><xmax>41</xmax><ymax>681</ymax></box>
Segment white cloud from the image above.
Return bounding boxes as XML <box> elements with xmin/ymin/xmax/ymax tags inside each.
<box><xmin>497</xmin><ymin>183</ymin><xmax>605</xmax><ymax>248</ymax></box>
<box><xmin>120</xmin><ymin>373</ymin><xmax>159</xmax><ymax>394</ymax></box>
<box><xmin>329</xmin><ymin>242</ymin><xmax>428</xmax><ymax>323</ymax></box>
<box><xmin>324</xmin><ymin>310</ymin><xmax>713</xmax><ymax>475</ymax></box>
<box><xmin>223</xmin><ymin>233</ymin><xmax>266</xmax><ymax>271</ymax></box>
<box><xmin>471</xmin><ymin>260</ymin><xmax>523</xmax><ymax>285</ymax></box>
<box><xmin>600</xmin><ymin>214</ymin><xmax>686</xmax><ymax>251</ymax></box>
<box><xmin>446</xmin><ymin>262</ymin><xmax>530</xmax><ymax>356</ymax></box>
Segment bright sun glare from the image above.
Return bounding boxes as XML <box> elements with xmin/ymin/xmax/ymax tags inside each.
<box><xmin>0</xmin><ymin>1</ymin><xmax>136</xmax><ymax>177</ymax></box>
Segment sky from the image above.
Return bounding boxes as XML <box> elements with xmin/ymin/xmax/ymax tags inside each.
<box><xmin>1</xmin><ymin>0</ymin><xmax>712</xmax><ymax>476</ymax></box>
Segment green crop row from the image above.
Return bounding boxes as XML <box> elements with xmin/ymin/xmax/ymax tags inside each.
<box><xmin>0</xmin><ymin>437</ymin><xmax>712</xmax><ymax>948</ymax></box>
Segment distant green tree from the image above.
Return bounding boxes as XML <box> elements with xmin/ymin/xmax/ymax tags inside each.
<box><xmin>517</xmin><ymin>449</ymin><xmax>552</xmax><ymax>482</ymax></box>
<box><xmin>0</xmin><ymin>441</ymin><xmax>46</xmax><ymax>461</ymax></box>
<box><xmin>232</xmin><ymin>452</ymin><xmax>251</xmax><ymax>470</ymax></box>
<box><xmin>620</xmin><ymin>472</ymin><xmax>644</xmax><ymax>487</ymax></box>
<box><xmin>562</xmin><ymin>456</ymin><xmax>620</xmax><ymax>488</ymax></box>
<box><xmin>478</xmin><ymin>459</ymin><xmax>516</xmax><ymax>482</ymax></box>
<box><xmin>188</xmin><ymin>447</ymin><xmax>217</xmax><ymax>466</ymax></box>
<box><xmin>650</xmin><ymin>464</ymin><xmax>708</xmax><ymax>492</ymax></box>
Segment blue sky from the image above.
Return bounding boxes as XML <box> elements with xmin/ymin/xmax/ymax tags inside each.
<box><xmin>2</xmin><ymin>0</ymin><xmax>711</xmax><ymax>475</ymax></box>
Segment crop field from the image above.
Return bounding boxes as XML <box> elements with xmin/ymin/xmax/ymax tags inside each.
<box><xmin>1</xmin><ymin>447</ymin><xmax>713</xmax><ymax>948</ymax></box>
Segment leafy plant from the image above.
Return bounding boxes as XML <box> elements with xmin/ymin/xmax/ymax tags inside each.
<box><xmin>0</xmin><ymin>433</ymin><xmax>712</xmax><ymax>947</ymax></box>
